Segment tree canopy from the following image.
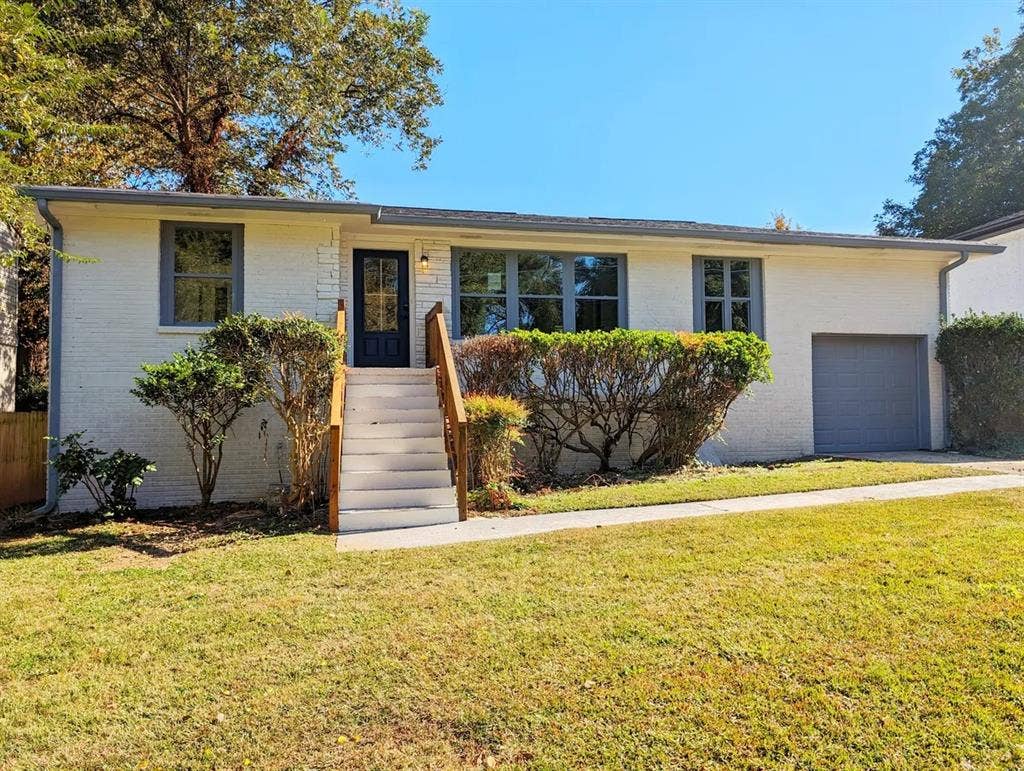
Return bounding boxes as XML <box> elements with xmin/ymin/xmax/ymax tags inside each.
<box><xmin>0</xmin><ymin>0</ymin><xmax>125</xmax><ymax>261</ymax></box>
<box><xmin>51</xmin><ymin>0</ymin><xmax>444</xmax><ymax>196</ymax></box>
<box><xmin>876</xmin><ymin>15</ymin><xmax>1024</xmax><ymax>238</ymax></box>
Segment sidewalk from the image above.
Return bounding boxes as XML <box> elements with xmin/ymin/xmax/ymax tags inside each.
<box><xmin>336</xmin><ymin>473</ymin><xmax>1024</xmax><ymax>552</ymax></box>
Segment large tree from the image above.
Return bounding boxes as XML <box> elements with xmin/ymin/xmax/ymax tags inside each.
<box><xmin>52</xmin><ymin>0</ymin><xmax>443</xmax><ymax>196</ymax></box>
<box><xmin>876</xmin><ymin>17</ymin><xmax>1024</xmax><ymax>238</ymax></box>
<box><xmin>0</xmin><ymin>1</ymin><xmax>124</xmax><ymax>260</ymax></box>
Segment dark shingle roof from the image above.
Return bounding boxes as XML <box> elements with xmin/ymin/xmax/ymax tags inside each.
<box><xmin>18</xmin><ymin>186</ymin><xmax>1005</xmax><ymax>254</ymax></box>
<box><xmin>949</xmin><ymin>211</ymin><xmax>1024</xmax><ymax>241</ymax></box>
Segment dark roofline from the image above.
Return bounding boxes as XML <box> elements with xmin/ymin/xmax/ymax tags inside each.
<box><xmin>19</xmin><ymin>185</ymin><xmax>1005</xmax><ymax>255</ymax></box>
<box><xmin>949</xmin><ymin>211</ymin><xmax>1024</xmax><ymax>241</ymax></box>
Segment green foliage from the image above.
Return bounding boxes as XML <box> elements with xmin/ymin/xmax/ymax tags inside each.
<box><xmin>51</xmin><ymin>0</ymin><xmax>443</xmax><ymax>196</ymax></box>
<box><xmin>14</xmin><ymin>374</ymin><xmax>47</xmax><ymax>412</ymax></box>
<box><xmin>464</xmin><ymin>394</ymin><xmax>529</xmax><ymax>510</ymax></box>
<box><xmin>0</xmin><ymin>0</ymin><xmax>125</xmax><ymax>263</ymax></box>
<box><xmin>203</xmin><ymin>313</ymin><xmax>344</xmax><ymax>510</ymax></box>
<box><xmin>876</xmin><ymin>14</ymin><xmax>1024</xmax><ymax>237</ymax></box>
<box><xmin>454</xmin><ymin>329</ymin><xmax>773</xmax><ymax>474</ymax></box>
<box><xmin>936</xmin><ymin>313</ymin><xmax>1024</xmax><ymax>453</ymax></box>
<box><xmin>49</xmin><ymin>431</ymin><xmax>155</xmax><ymax>517</ymax></box>
<box><xmin>132</xmin><ymin>348</ymin><xmax>258</xmax><ymax>507</ymax></box>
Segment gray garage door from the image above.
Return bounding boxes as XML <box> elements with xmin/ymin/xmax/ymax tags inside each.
<box><xmin>812</xmin><ymin>336</ymin><xmax>924</xmax><ymax>453</ymax></box>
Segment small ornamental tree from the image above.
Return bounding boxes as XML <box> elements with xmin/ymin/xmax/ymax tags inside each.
<box><xmin>204</xmin><ymin>313</ymin><xmax>344</xmax><ymax>510</ymax></box>
<box><xmin>132</xmin><ymin>348</ymin><xmax>258</xmax><ymax>508</ymax></box>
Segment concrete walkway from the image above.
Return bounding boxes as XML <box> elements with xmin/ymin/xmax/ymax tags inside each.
<box><xmin>839</xmin><ymin>450</ymin><xmax>1024</xmax><ymax>475</ymax></box>
<box><xmin>336</xmin><ymin>473</ymin><xmax>1024</xmax><ymax>552</ymax></box>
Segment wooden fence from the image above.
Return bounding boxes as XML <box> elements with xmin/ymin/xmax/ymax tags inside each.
<box><xmin>0</xmin><ymin>412</ymin><xmax>47</xmax><ymax>509</ymax></box>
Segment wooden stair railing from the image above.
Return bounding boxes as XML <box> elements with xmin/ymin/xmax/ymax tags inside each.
<box><xmin>327</xmin><ymin>299</ymin><xmax>347</xmax><ymax>531</ymax></box>
<box><xmin>425</xmin><ymin>302</ymin><xmax>468</xmax><ymax>521</ymax></box>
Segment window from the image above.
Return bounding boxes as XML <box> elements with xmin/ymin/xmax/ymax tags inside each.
<box><xmin>454</xmin><ymin>249</ymin><xmax>626</xmax><ymax>337</ymax></box>
<box><xmin>160</xmin><ymin>222</ymin><xmax>243</xmax><ymax>325</ymax></box>
<box><xmin>693</xmin><ymin>257</ymin><xmax>764</xmax><ymax>336</ymax></box>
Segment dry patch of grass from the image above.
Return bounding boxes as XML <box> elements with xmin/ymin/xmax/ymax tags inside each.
<box><xmin>501</xmin><ymin>457</ymin><xmax>993</xmax><ymax>516</ymax></box>
<box><xmin>3</xmin><ymin>488</ymin><xmax>1024</xmax><ymax>767</ymax></box>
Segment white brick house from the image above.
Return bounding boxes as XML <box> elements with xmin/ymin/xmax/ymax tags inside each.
<box><xmin>948</xmin><ymin>211</ymin><xmax>1024</xmax><ymax>317</ymax></box>
<box><xmin>21</xmin><ymin>186</ymin><xmax>1004</xmax><ymax>520</ymax></box>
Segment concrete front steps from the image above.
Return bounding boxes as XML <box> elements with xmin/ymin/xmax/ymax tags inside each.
<box><xmin>338</xmin><ymin>367</ymin><xmax>459</xmax><ymax>533</ymax></box>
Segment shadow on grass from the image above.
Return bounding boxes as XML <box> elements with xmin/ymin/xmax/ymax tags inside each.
<box><xmin>0</xmin><ymin>503</ymin><xmax>325</xmax><ymax>561</ymax></box>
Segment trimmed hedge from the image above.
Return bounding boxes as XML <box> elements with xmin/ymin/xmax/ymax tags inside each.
<box><xmin>455</xmin><ymin>328</ymin><xmax>772</xmax><ymax>473</ymax></box>
<box><xmin>936</xmin><ymin>312</ymin><xmax>1024</xmax><ymax>453</ymax></box>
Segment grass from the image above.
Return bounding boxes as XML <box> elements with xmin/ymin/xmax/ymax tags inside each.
<box><xmin>504</xmin><ymin>457</ymin><xmax>993</xmax><ymax>515</ymax></box>
<box><xmin>3</xmin><ymin>489</ymin><xmax>1024</xmax><ymax>768</ymax></box>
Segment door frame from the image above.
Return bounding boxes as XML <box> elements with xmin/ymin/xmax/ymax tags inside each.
<box><xmin>810</xmin><ymin>333</ymin><xmax>932</xmax><ymax>452</ymax></box>
<box><xmin>352</xmin><ymin>248</ymin><xmax>411</xmax><ymax>367</ymax></box>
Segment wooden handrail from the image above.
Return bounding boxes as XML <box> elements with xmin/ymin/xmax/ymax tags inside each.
<box><xmin>328</xmin><ymin>299</ymin><xmax>347</xmax><ymax>531</ymax></box>
<box><xmin>426</xmin><ymin>301</ymin><xmax>468</xmax><ymax>521</ymax></box>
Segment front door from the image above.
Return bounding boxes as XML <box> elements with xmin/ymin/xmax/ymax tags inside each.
<box><xmin>353</xmin><ymin>249</ymin><xmax>410</xmax><ymax>367</ymax></box>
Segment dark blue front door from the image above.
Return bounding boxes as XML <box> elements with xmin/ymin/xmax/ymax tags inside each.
<box><xmin>353</xmin><ymin>249</ymin><xmax>410</xmax><ymax>367</ymax></box>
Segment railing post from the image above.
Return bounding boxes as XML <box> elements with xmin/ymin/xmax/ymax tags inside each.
<box><xmin>328</xmin><ymin>298</ymin><xmax>347</xmax><ymax>532</ymax></box>
<box><xmin>425</xmin><ymin>301</ymin><xmax>442</xmax><ymax>367</ymax></box>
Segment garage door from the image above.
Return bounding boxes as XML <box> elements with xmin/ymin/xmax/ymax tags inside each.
<box><xmin>812</xmin><ymin>336</ymin><xmax>923</xmax><ymax>453</ymax></box>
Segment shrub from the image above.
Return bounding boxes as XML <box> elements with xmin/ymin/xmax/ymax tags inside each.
<box><xmin>936</xmin><ymin>312</ymin><xmax>1024</xmax><ymax>453</ymax></box>
<box><xmin>455</xmin><ymin>328</ymin><xmax>773</xmax><ymax>473</ymax></box>
<box><xmin>203</xmin><ymin>313</ymin><xmax>344</xmax><ymax>510</ymax></box>
<box><xmin>640</xmin><ymin>332</ymin><xmax>773</xmax><ymax>467</ymax></box>
<box><xmin>49</xmin><ymin>432</ymin><xmax>155</xmax><ymax>517</ymax></box>
<box><xmin>464</xmin><ymin>394</ymin><xmax>529</xmax><ymax>509</ymax></box>
<box><xmin>132</xmin><ymin>348</ymin><xmax>258</xmax><ymax>508</ymax></box>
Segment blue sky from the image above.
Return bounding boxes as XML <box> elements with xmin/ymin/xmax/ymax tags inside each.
<box><xmin>338</xmin><ymin>0</ymin><xmax>1019</xmax><ymax>234</ymax></box>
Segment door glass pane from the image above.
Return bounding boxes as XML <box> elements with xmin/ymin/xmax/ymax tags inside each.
<box><xmin>364</xmin><ymin>257</ymin><xmax>399</xmax><ymax>333</ymax></box>
<box><xmin>460</xmin><ymin>297</ymin><xmax>507</xmax><ymax>337</ymax></box>
<box><xmin>519</xmin><ymin>298</ymin><xmax>563</xmax><ymax>332</ymax></box>
<box><xmin>174</xmin><ymin>277</ymin><xmax>232</xmax><ymax>322</ymax></box>
<box><xmin>174</xmin><ymin>227</ymin><xmax>233</xmax><ymax>274</ymax></box>
<box><xmin>704</xmin><ymin>300</ymin><xmax>724</xmax><ymax>332</ymax></box>
<box><xmin>731</xmin><ymin>300</ymin><xmax>750</xmax><ymax>332</ymax></box>
<box><xmin>574</xmin><ymin>255</ymin><xmax>618</xmax><ymax>296</ymax></box>
<box><xmin>576</xmin><ymin>299</ymin><xmax>618</xmax><ymax>331</ymax></box>
<box><xmin>459</xmin><ymin>250</ymin><xmax>506</xmax><ymax>294</ymax></box>
<box><xmin>518</xmin><ymin>253</ymin><xmax>562</xmax><ymax>296</ymax></box>
<box><xmin>730</xmin><ymin>260</ymin><xmax>750</xmax><ymax>298</ymax></box>
<box><xmin>380</xmin><ymin>257</ymin><xmax>399</xmax><ymax>293</ymax></box>
<box><xmin>703</xmin><ymin>260</ymin><xmax>725</xmax><ymax>297</ymax></box>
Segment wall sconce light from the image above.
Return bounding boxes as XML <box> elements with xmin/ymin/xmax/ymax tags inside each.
<box><xmin>419</xmin><ymin>252</ymin><xmax>430</xmax><ymax>271</ymax></box>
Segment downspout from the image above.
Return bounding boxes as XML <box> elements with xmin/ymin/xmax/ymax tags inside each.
<box><xmin>31</xmin><ymin>199</ymin><xmax>63</xmax><ymax>515</ymax></box>
<box><xmin>938</xmin><ymin>249</ymin><xmax>970</xmax><ymax>448</ymax></box>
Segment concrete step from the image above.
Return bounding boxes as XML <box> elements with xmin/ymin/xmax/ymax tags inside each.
<box><xmin>342</xmin><ymin>451</ymin><xmax>449</xmax><ymax>472</ymax></box>
<box><xmin>337</xmin><ymin>504</ymin><xmax>459</xmax><ymax>533</ymax></box>
<box><xmin>341</xmin><ymin>485</ymin><xmax>456</xmax><ymax>510</ymax></box>
<box><xmin>345</xmin><ymin>407</ymin><xmax>441</xmax><ymax>425</ymax></box>
<box><xmin>340</xmin><ymin>468</ymin><xmax>453</xmax><ymax>491</ymax></box>
<box><xmin>347</xmin><ymin>367</ymin><xmax>436</xmax><ymax>384</ymax></box>
<box><xmin>342</xmin><ymin>436</ymin><xmax>446</xmax><ymax>455</ymax></box>
<box><xmin>346</xmin><ymin>395</ymin><xmax>439</xmax><ymax>412</ymax></box>
<box><xmin>343</xmin><ymin>421</ymin><xmax>442</xmax><ymax>440</ymax></box>
<box><xmin>347</xmin><ymin>382</ymin><xmax>437</xmax><ymax>399</ymax></box>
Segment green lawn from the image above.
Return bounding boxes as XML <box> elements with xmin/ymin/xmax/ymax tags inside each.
<box><xmin>505</xmin><ymin>457</ymin><xmax>991</xmax><ymax>515</ymax></box>
<box><xmin>2</xmin><ymin>489</ymin><xmax>1024</xmax><ymax>767</ymax></box>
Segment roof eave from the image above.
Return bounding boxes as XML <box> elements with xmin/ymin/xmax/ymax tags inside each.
<box><xmin>16</xmin><ymin>185</ymin><xmax>382</xmax><ymax>217</ymax></box>
<box><xmin>375</xmin><ymin>212</ymin><xmax>1006</xmax><ymax>254</ymax></box>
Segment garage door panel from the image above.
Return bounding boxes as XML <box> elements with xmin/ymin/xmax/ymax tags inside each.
<box><xmin>812</xmin><ymin>336</ymin><xmax>923</xmax><ymax>454</ymax></box>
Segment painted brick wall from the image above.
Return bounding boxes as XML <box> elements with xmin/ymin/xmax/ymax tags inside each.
<box><xmin>948</xmin><ymin>229</ymin><xmax>1024</xmax><ymax>317</ymax></box>
<box><xmin>58</xmin><ymin>214</ymin><xmax>338</xmax><ymax>511</ymax></box>
<box><xmin>630</xmin><ymin>251</ymin><xmax>945</xmax><ymax>463</ymax></box>
<box><xmin>412</xmin><ymin>242</ymin><xmax>453</xmax><ymax>367</ymax></box>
